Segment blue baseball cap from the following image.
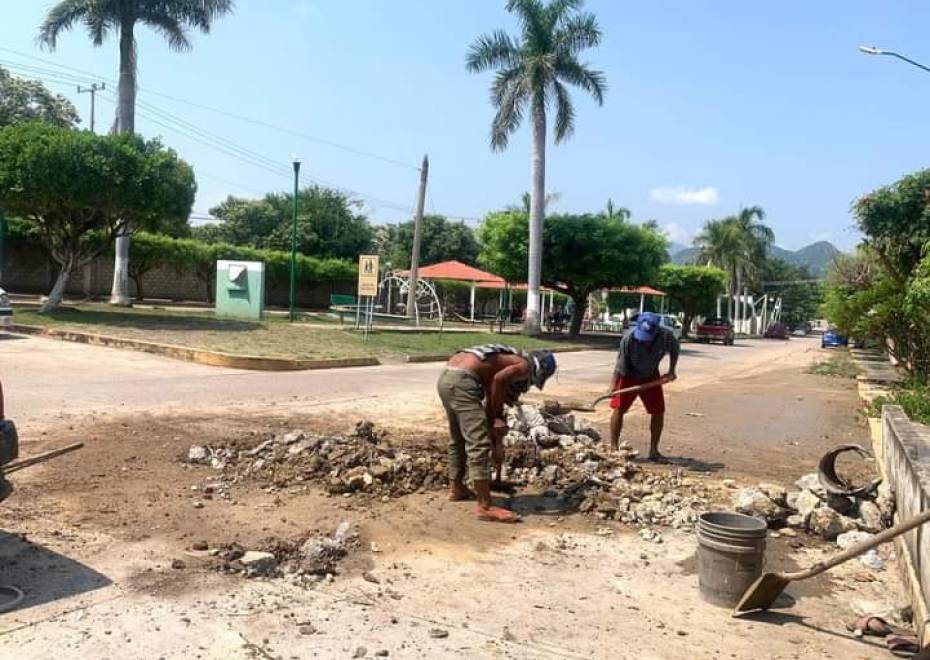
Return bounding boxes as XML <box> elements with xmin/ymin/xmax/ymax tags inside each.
<box><xmin>634</xmin><ymin>312</ymin><xmax>661</xmax><ymax>341</ymax></box>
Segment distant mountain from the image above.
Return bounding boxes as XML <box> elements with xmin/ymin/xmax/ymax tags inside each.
<box><xmin>671</xmin><ymin>241</ymin><xmax>842</xmax><ymax>277</ymax></box>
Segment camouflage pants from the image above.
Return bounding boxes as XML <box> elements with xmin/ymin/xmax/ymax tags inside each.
<box><xmin>437</xmin><ymin>368</ymin><xmax>492</xmax><ymax>482</ymax></box>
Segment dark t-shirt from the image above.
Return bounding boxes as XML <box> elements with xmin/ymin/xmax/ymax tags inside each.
<box><xmin>614</xmin><ymin>327</ymin><xmax>680</xmax><ymax>379</ymax></box>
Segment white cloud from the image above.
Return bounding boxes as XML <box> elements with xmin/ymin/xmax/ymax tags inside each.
<box><xmin>649</xmin><ymin>186</ymin><xmax>719</xmax><ymax>206</ymax></box>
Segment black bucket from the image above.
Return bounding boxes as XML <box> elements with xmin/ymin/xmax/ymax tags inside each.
<box><xmin>697</xmin><ymin>511</ymin><xmax>767</xmax><ymax>608</ymax></box>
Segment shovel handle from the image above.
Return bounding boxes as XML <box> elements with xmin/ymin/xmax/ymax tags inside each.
<box><xmin>781</xmin><ymin>507</ymin><xmax>930</xmax><ymax>581</ymax></box>
<box><xmin>590</xmin><ymin>375</ymin><xmax>674</xmax><ymax>408</ymax></box>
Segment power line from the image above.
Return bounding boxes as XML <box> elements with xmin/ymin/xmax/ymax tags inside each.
<box><xmin>0</xmin><ymin>47</ymin><xmax>420</xmax><ymax>171</ymax></box>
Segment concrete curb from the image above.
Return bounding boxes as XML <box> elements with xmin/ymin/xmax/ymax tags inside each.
<box><xmin>403</xmin><ymin>345</ymin><xmax>593</xmax><ymax>364</ymax></box>
<box><xmin>7</xmin><ymin>324</ymin><xmax>380</xmax><ymax>372</ymax></box>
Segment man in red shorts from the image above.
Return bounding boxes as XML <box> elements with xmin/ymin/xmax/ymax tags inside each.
<box><xmin>609</xmin><ymin>312</ymin><xmax>679</xmax><ymax>461</ymax></box>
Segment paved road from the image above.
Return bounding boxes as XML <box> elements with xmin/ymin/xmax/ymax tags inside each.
<box><xmin>0</xmin><ymin>332</ymin><xmax>818</xmax><ymax>425</ymax></box>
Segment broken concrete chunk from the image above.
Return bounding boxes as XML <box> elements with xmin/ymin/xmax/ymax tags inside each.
<box><xmin>758</xmin><ymin>483</ymin><xmax>788</xmax><ymax>507</ymax></box>
<box><xmin>858</xmin><ymin>500</ymin><xmax>884</xmax><ymax>533</ymax></box>
<box><xmin>825</xmin><ymin>493</ymin><xmax>854</xmax><ymax>515</ymax></box>
<box><xmin>836</xmin><ymin>530</ymin><xmax>873</xmax><ymax>550</ymax></box>
<box><xmin>795</xmin><ymin>473</ymin><xmax>825</xmax><ymax>495</ymax></box>
<box><xmin>239</xmin><ymin>551</ymin><xmax>277</xmax><ymax>575</ymax></box>
<box><xmin>734</xmin><ymin>488</ymin><xmax>780</xmax><ymax>522</ymax></box>
<box><xmin>793</xmin><ymin>490</ymin><xmax>822</xmax><ymax>518</ymax></box>
<box><xmin>187</xmin><ymin>445</ymin><xmax>210</xmax><ymax>463</ymax></box>
<box><xmin>809</xmin><ymin>508</ymin><xmax>857</xmax><ymax>541</ymax></box>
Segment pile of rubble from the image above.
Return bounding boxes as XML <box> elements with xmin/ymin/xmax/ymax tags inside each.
<box><xmin>734</xmin><ymin>471</ymin><xmax>895</xmax><ymax>567</ymax></box>
<box><xmin>501</xmin><ymin>403</ymin><xmax>711</xmax><ymax>529</ymax></box>
<box><xmin>187</xmin><ymin>421</ymin><xmax>448</xmax><ymax>498</ymax></box>
<box><xmin>211</xmin><ymin>521</ymin><xmax>359</xmax><ymax>584</ymax></box>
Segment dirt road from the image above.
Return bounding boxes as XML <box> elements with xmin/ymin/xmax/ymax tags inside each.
<box><xmin>0</xmin><ymin>336</ymin><xmax>908</xmax><ymax>659</ymax></box>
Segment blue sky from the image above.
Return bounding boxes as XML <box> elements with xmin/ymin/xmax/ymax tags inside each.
<box><xmin>3</xmin><ymin>1</ymin><xmax>930</xmax><ymax>250</ymax></box>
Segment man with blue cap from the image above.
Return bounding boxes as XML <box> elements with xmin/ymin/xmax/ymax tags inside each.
<box><xmin>437</xmin><ymin>344</ymin><xmax>557</xmax><ymax>523</ymax></box>
<box><xmin>610</xmin><ymin>312</ymin><xmax>679</xmax><ymax>462</ymax></box>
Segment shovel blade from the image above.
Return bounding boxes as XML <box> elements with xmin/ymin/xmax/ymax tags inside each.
<box><xmin>732</xmin><ymin>573</ymin><xmax>790</xmax><ymax>616</ymax></box>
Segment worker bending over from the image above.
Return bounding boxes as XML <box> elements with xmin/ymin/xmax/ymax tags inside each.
<box><xmin>610</xmin><ymin>312</ymin><xmax>679</xmax><ymax>462</ymax></box>
<box><xmin>437</xmin><ymin>345</ymin><xmax>557</xmax><ymax>523</ymax></box>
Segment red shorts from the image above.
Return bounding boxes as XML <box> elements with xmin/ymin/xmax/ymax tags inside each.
<box><xmin>609</xmin><ymin>374</ymin><xmax>665</xmax><ymax>415</ymax></box>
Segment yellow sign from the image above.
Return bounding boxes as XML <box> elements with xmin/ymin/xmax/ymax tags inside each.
<box><xmin>357</xmin><ymin>255</ymin><xmax>380</xmax><ymax>296</ymax></box>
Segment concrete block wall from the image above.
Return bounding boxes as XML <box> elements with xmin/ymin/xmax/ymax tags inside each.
<box><xmin>3</xmin><ymin>244</ymin><xmax>354</xmax><ymax>309</ymax></box>
<box><xmin>882</xmin><ymin>405</ymin><xmax>930</xmax><ymax>641</ymax></box>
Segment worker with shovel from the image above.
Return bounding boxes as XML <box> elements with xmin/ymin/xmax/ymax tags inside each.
<box><xmin>437</xmin><ymin>345</ymin><xmax>557</xmax><ymax>523</ymax></box>
<box><xmin>610</xmin><ymin>312</ymin><xmax>679</xmax><ymax>462</ymax></box>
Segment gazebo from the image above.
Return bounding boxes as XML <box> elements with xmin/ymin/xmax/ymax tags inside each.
<box><xmin>615</xmin><ymin>285</ymin><xmax>668</xmax><ymax>314</ymax></box>
<box><xmin>397</xmin><ymin>260</ymin><xmax>505</xmax><ymax>321</ymax></box>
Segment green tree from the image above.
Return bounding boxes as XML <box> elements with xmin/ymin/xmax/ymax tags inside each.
<box><xmin>605</xmin><ymin>199</ymin><xmax>631</xmax><ymax>221</ymax></box>
<box><xmin>478</xmin><ymin>211</ymin><xmax>666</xmax><ymax>336</ymax></box>
<box><xmin>378</xmin><ymin>215</ymin><xmax>480</xmax><ymax>269</ymax></box>
<box><xmin>467</xmin><ymin>0</ymin><xmax>606</xmax><ymax>334</ymax></box>
<box><xmin>654</xmin><ymin>264</ymin><xmax>726</xmax><ymax>338</ymax></box>
<box><xmin>39</xmin><ymin>0</ymin><xmax>235</xmax><ymax>306</ymax></box>
<box><xmin>0</xmin><ymin>123</ymin><xmax>195</xmax><ymax>311</ymax></box>
<box><xmin>0</xmin><ymin>66</ymin><xmax>80</xmax><ymax>128</ymax></box>
<box><xmin>202</xmin><ymin>186</ymin><xmax>372</xmax><ymax>260</ymax></box>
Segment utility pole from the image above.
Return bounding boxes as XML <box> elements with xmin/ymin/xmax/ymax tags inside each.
<box><xmin>289</xmin><ymin>158</ymin><xmax>301</xmax><ymax>322</ymax></box>
<box><xmin>406</xmin><ymin>154</ymin><xmax>429</xmax><ymax>319</ymax></box>
<box><xmin>77</xmin><ymin>83</ymin><xmax>106</xmax><ymax>133</ymax></box>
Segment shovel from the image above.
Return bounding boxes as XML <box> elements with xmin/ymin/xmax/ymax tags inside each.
<box><xmin>566</xmin><ymin>375</ymin><xmax>675</xmax><ymax>413</ymax></box>
<box><xmin>733</xmin><ymin>507</ymin><xmax>930</xmax><ymax>616</ymax></box>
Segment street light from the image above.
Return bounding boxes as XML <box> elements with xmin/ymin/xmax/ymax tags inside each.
<box><xmin>289</xmin><ymin>158</ymin><xmax>301</xmax><ymax>322</ymax></box>
<box><xmin>859</xmin><ymin>45</ymin><xmax>930</xmax><ymax>74</ymax></box>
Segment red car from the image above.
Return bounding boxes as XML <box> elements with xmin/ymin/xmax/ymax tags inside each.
<box><xmin>0</xmin><ymin>380</ymin><xmax>19</xmax><ymax>502</ymax></box>
<box><xmin>764</xmin><ymin>322</ymin><xmax>789</xmax><ymax>340</ymax></box>
<box><xmin>695</xmin><ymin>316</ymin><xmax>735</xmax><ymax>345</ymax></box>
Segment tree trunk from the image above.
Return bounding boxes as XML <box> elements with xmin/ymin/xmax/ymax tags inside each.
<box><xmin>525</xmin><ymin>102</ymin><xmax>546</xmax><ymax>336</ymax></box>
<box><xmin>735</xmin><ymin>267</ymin><xmax>743</xmax><ymax>334</ymax></box>
<box><xmin>110</xmin><ymin>19</ymin><xmax>136</xmax><ymax>307</ymax></box>
<box><xmin>130</xmin><ymin>273</ymin><xmax>144</xmax><ymax>301</ymax></box>
<box><xmin>40</xmin><ymin>253</ymin><xmax>75</xmax><ymax>313</ymax></box>
<box><xmin>568</xmin><ymin>292</ymin><xmax>586</xmax><ymax>338</ymax></box>
<box><xmin>681</xmin><ymin>313</ymin><xmax>693</xmax><ymax>339</ymax></box>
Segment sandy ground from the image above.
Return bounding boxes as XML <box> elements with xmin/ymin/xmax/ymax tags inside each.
<box><xmin>0</xmin><ymin>336</ymin><xmax>910</xmax><ymax>659</ymax></box>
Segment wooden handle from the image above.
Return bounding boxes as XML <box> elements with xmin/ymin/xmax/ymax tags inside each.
<box><xmin>3</xmin><ymin>442</ymin><xmax>84</xmax><ymax>474</ymax></box>
<box><xmin>591</xmin><ymin>375</ymin><xmax>674</xmax><ymax>408</ymax></box>
<box><xmin>782</xmin><ymin>507</ymin><xmax>930</xmax><ymax>581</ymax></box>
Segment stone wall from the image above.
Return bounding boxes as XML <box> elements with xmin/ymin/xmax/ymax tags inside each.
<box><xmin>882</xmin><ymin>404</ymin><xmax>930</xmax><ymax>642</ymax></box>
<box><xmin>2</xmin><ymin>244</ymin><xmax>353</xmax><ymax>309</ymax></box>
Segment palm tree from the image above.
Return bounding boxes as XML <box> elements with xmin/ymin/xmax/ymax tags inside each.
<box><xmin>518</xmin><ymin>191</ymin><xmax>561</xmax><ymax>214</ymax></box>
<box><xmin>694</xmin><ymin>218</ymin><xmax>743</xmax><ymax>320</ymax></box>
<box><xmin>694</xmin><ymin>207</ymin><xmax>771</xmax><ymax>327</ymax></box>
<box><xmin>467</xmin><ymin>0</ymin><xmax>606</xmax><ymax>334</ymax></box>
<box><xmin>39</xmin><ymin>0</ymin><xmax>235</xmax><ymax>306</ymax></box>
<box><xmin>605</xmin><ymin>199</ymin><xmax>631</xmax><ymax>221</ymax></box>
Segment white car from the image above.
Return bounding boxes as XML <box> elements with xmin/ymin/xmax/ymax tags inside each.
<box><xmin>0</xmin><ymin>288</ymin><xmax>12</xmax><ymax>327</ymax></box>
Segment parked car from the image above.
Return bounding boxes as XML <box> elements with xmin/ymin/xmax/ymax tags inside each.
<box><xmin>822</xmin><ymin>328</ymin><xmax>849</xmax><ymax>348</ymax></box>
<box><xmin>764</xmin><ymin>322</ymin><xmax>788</xmax><ymax>340</ymax></box>
<box><xmin>0</xmin><ymin>287</ymin><xmax>11</xmax><ymax>328</ymax></box>
<box><xmin>629</xmin><ymin>312</ymin><xmax>683</xmax><ymax>340</ymax></box>
<box><xmin>695</xmin><ymin>316</ymin><xmax>735</xmax><ymax>345</ymax></box>
<box><xmin>0</xmin><ymin>379</ymin><xmax>19</xmax><ymax>502</ymax></box>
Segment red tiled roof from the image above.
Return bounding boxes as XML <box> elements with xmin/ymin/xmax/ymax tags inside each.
<box><xmin>397</xmin><ymin>260</ymin><xmax>505</xmax><ymax>284</ymax></box>
<box><xmin>611</xmin><ymin>285</ymin><xmax>667</xmax><ymax>296</ymax></box>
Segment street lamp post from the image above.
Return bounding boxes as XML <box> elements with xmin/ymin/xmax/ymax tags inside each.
<box><xmin>859</xmin><ymin>45</ymin><xmax>930</xmax><ymax>74</ymax></box>
<box><xmin>289</xmin><ymin>158</ymin><xmax>301</xmax><ymax>322</ymax></box>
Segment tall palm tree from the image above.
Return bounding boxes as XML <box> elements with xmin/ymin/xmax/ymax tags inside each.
<box><xmin>605</xmin><ymin>199</ymin><xmax>631</xmax><ymax>221</ymax></box>
<box><xmin>694</xmin><ymin>218</ymin><xmax>744</xmax><ymax>320</ymax></box>
<box><xmin>467</xmin><ymin>0</ymin><xmax>606</xmax><ymax>334</ymax></box>
<box><xmin>39</xmin><ymin>0</ymin><xmax>235</xmax><ymax>306</ymax></box>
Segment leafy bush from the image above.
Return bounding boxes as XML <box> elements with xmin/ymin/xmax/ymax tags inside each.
<box><xmin>868</xmin><ymin>382</ymin><xmax>930</xmax><ymax>424</ymax></box>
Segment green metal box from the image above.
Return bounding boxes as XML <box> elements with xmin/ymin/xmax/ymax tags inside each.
<box><xmin>215</xmin><ymin>260</ymin><xmax>265</xmax><ymax>321</ymax></box>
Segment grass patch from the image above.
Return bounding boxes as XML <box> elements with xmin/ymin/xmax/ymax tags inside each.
<box><xmin>868</xmin><ymin>381</ymin><xmax>930</xmax><ymax>424</ymax></box>
<box><xmin>809</xmin><ymin>351</ymin><xmax>860</xmax><ymax>379</ymax></box>
<box><xmin>11</xmin><ymin>304</ymin><xmax>605</xmax><ymax>361</ymax></box>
